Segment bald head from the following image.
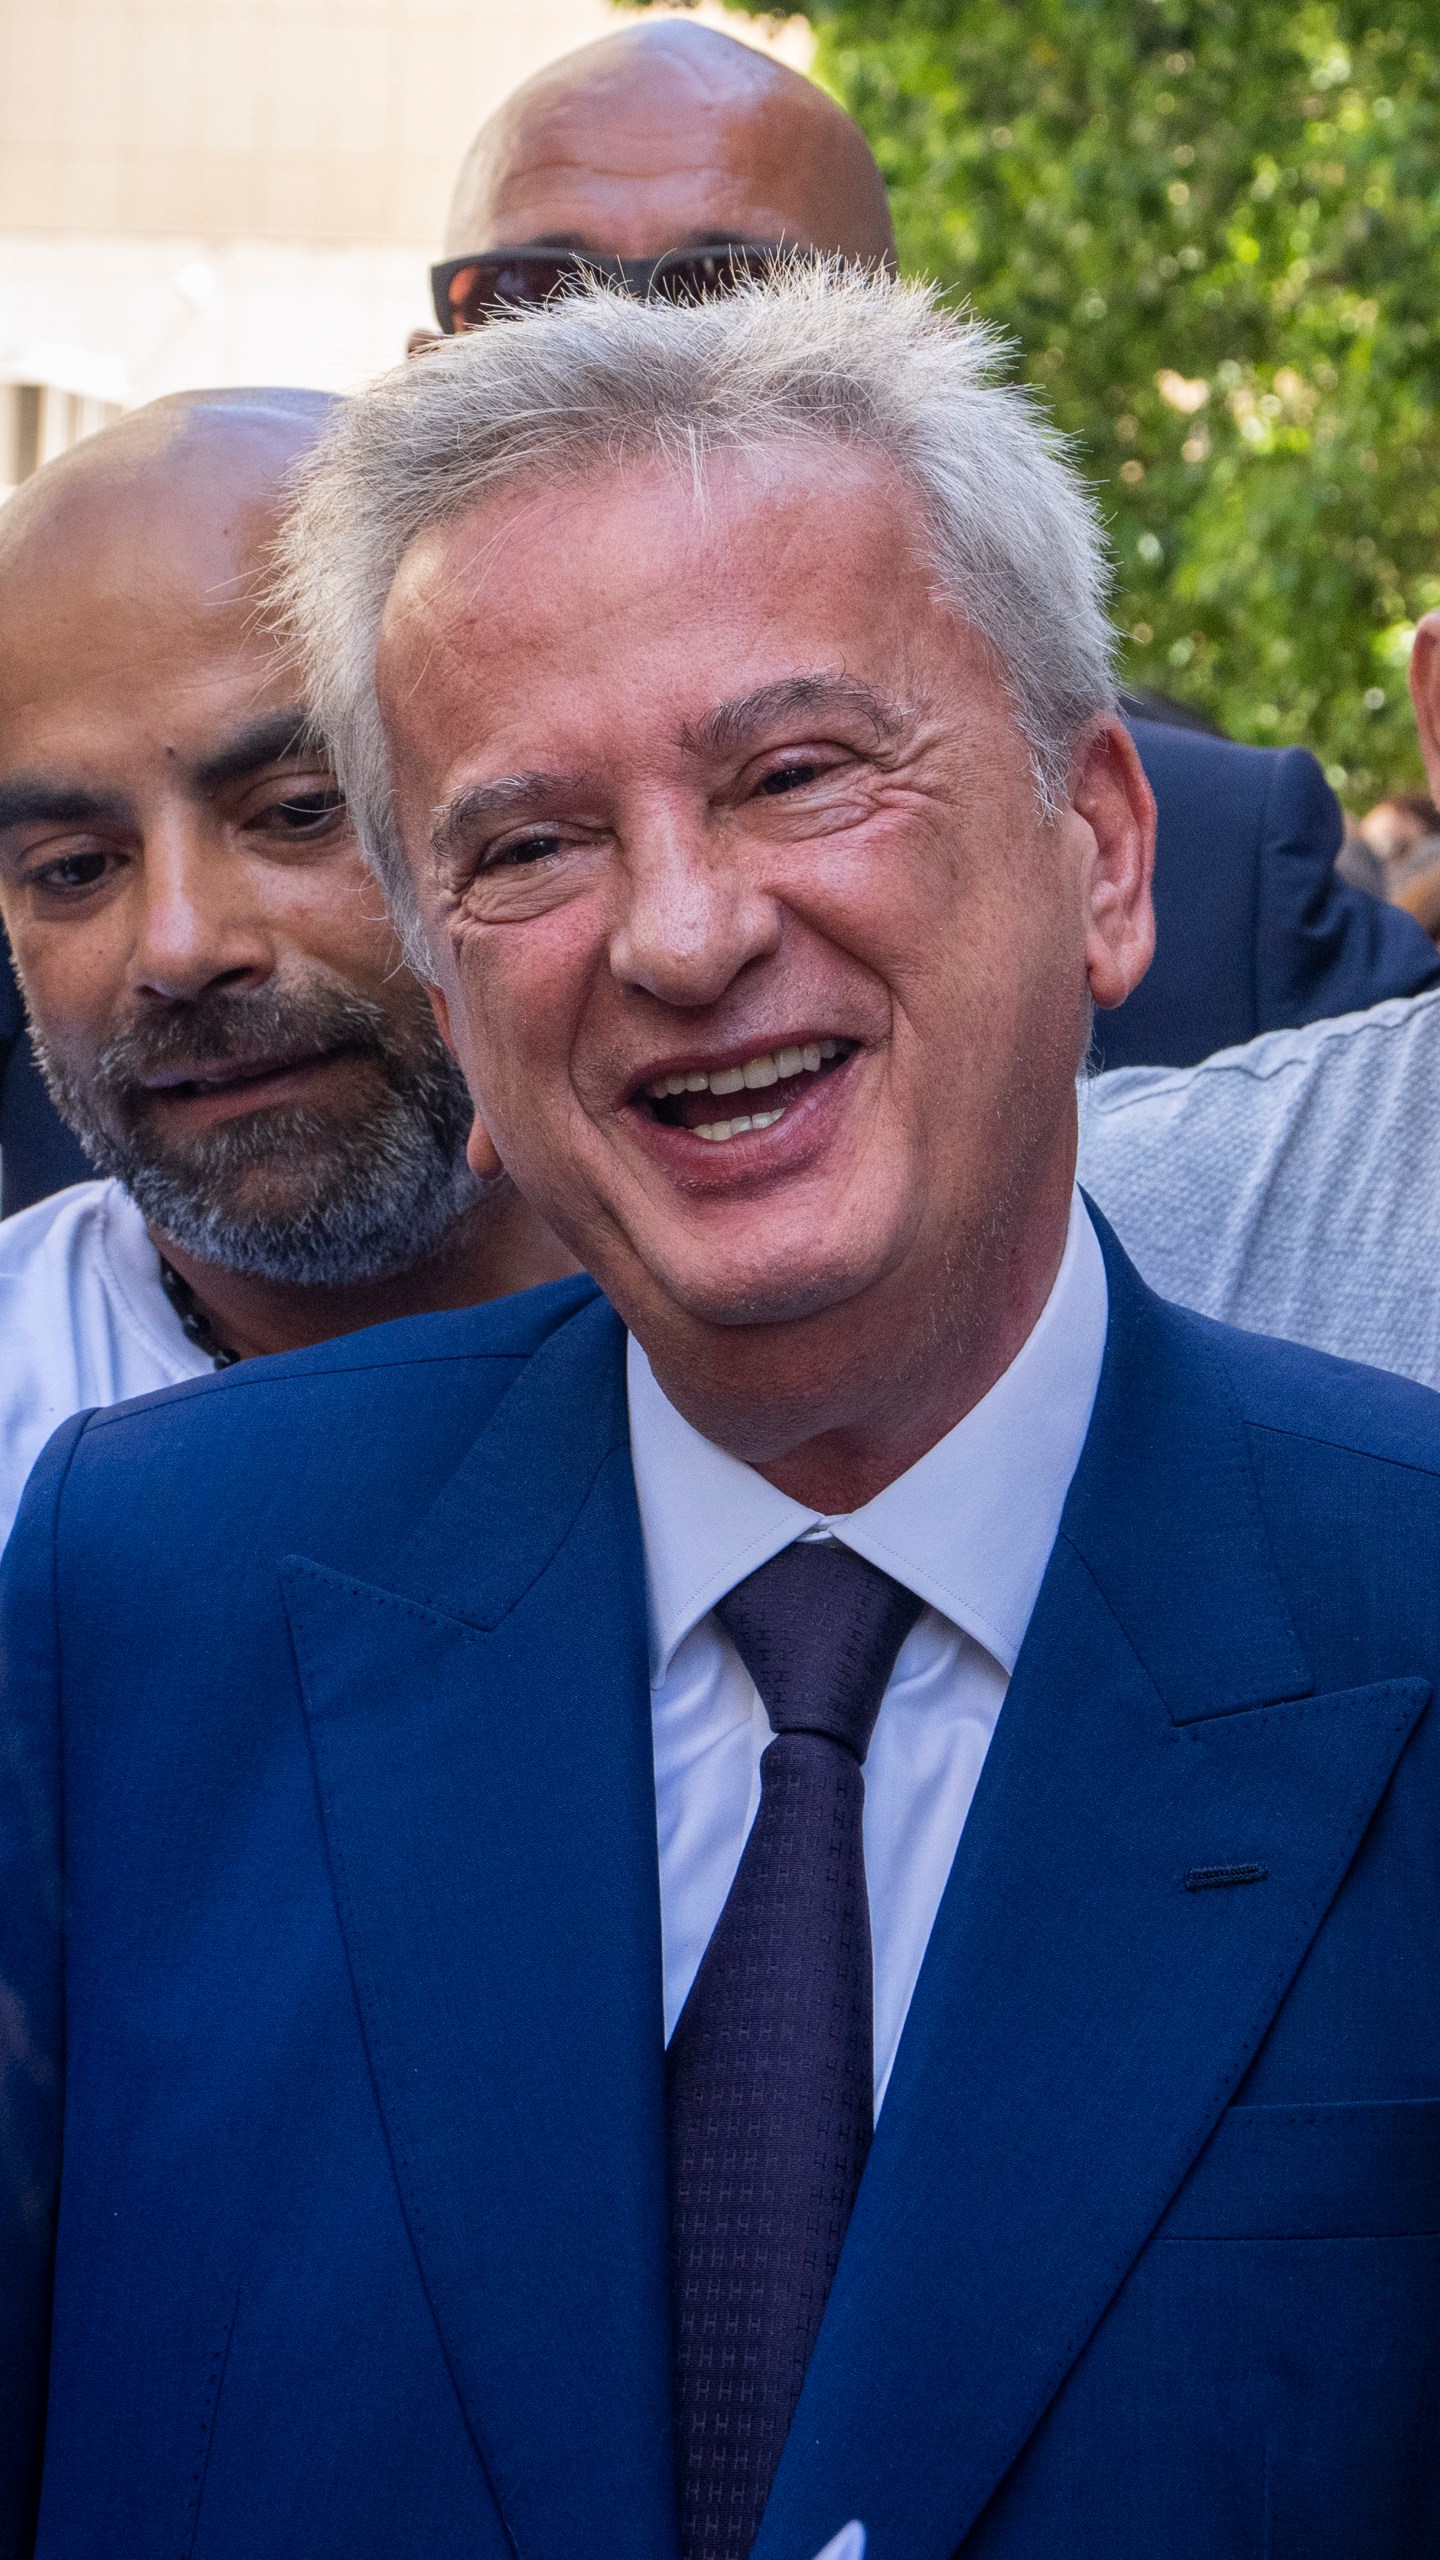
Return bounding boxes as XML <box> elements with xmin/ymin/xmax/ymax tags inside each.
<box><xmin>0</xmin><ymin>387</ymin><xmax>337</xmax><ymax>611</ymax></box>
<box><xmin>443</xmin><ymin>20</ymin><xmax>894</xmax><ymax>270</ymax></box>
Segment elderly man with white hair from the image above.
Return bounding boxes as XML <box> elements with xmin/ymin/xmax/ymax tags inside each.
<box><xmin>4</xmin><ymin>270</ymin><xmax>1440</xmax><ymax>2560</ymax></box>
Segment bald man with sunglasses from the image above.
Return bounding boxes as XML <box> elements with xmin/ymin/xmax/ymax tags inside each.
<box><xmin>422</xmin><ymin>20</ymin><xmax>896</xmax><ymax>339</ymax></box>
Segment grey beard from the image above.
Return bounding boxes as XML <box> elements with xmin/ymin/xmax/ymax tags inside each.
<box><xmin>32</xmin><ymin>984</ymin><xmax>485</xmax><ymax>1289</ymax></box>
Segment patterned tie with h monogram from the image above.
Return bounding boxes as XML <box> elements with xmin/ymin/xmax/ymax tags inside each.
<box><xmin>667</xmin><ymin>1538</ymin><xmax>923</xmax><ymax>2560</ymax></box>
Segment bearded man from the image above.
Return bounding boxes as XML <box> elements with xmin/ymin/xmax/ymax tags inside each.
<box><xmin>0</xmin><ymin>387</ymin><xmax>570</xmax><ymax>1538</ymax></box>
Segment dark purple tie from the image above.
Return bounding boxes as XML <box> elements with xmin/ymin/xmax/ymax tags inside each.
<box><xmin>667</xmin><ymin>1539</ymin><xmax>923</xmax><ymax>2560</ymax></box>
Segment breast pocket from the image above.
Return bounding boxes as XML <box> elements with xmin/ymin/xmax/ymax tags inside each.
<box><xmin>1159</xmin><ymin>2096</ymin><xmax>1440</xmax><ymax>2239</ymax></box>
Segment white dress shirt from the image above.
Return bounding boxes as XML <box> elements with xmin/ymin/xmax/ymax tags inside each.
<box><xmin>627</xmin><ymin>1188</ymin><xmax>1109</xmax><ymax>2112</ymax></box>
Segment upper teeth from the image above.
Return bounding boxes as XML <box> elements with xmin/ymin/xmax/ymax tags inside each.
<box><xmin>646</xmin><ymin>1039</ymin><xmax>840</xmax><ymax>1101</ymax></box>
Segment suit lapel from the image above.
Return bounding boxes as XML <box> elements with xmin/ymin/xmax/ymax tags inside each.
<box><xmin>281</xmin><ymin>1295</ymin><xmax>679</xmax><ymax>2560</ymax></box>
<box><xmin>755</xmin><ymin>1238</ymin><xmax>1429</xmax><ymax>2560</ymax></box>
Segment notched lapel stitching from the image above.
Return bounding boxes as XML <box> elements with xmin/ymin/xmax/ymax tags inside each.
<box><xmin>284</xmin><ymin>1561</ymin><xmax>492</xmax><ymax>1645</ymax></box>
<box><xmin>284</xmin><ymin>1436</ymin><xmax>627</xmax><ymax>1644</ymax></box>
<box><xmin>1056</xmin><ymin>1306</ymin><xmax>1315</xmax><ymax>1720</ymax></box>
<box><xmin>1056</xmin><ymin>1525</ymin><xmax>1310</xmax><ymax>1726</ymax></box>
<box><xmin>401</xmin><ymin>1438</ymin><xmax>630</xmax><ymax>1634</ymax></box>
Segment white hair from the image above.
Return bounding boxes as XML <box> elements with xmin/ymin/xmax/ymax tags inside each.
<box><xmin>273</xmin><ymin>264</ymin><xmax>1117</xmax><ymax>963</ymax></box>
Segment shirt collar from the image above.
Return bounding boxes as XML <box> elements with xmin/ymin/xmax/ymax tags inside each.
<box><xmin>626</xmin><ymin>1190</ymin><xmax>1109</xmax><ymax>1684</ymax></box>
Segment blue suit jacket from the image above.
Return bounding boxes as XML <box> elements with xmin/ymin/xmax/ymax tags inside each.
<box><xmin>2</xmin><ymin>1226</ymin><xmax>1439</xmax><ymax>2559</ymax></box>
<box><xmin>1095</xmin><ymin>723</ymin><xmax>1440</xmax><ymax>1068</ymax></box>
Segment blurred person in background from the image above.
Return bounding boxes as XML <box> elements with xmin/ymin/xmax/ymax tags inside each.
<box><xmin>1357</xmin><ymin>788</ymin><xmax>1440</xmax><ymax>877</ymax></box>
<box><xmin>417</xmin><ymin>15</ymin><xmax>1440</xmax><ymax>1076</ymax></box>
<box><xmin>1340</xmin><ymin>789</ymin><xmax>1440</xmax><ymax>938</ymax></box>
<box><xmin>1389</xmin><ymin>858</ymin><xmax>1440</xmax><ymax>949</ymax></box>
<box><xmin>1368</xmin><ymin>792</ymin><xmax>1440</xmax><ymax>947</ymax></box>
<box><xmin>0</xmin><ymin>389</ymin><xmax>571</xmax><ymax>1543</ymax></box>
<box><xmin>1081</xmin><ymin>607</ymin><xmax>1440</xmax><ymax>1386</ymax></box>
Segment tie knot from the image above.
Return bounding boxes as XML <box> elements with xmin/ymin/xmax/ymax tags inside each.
<box><xmin>713</xmin><ymin>1540</ymin><xmax>923</xmax><ymax>1763</ymax></box>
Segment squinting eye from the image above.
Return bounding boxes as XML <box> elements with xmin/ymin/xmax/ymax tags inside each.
<box><xmin>759</xmin><ymin>760</ymin><xmax>825</xmax><ymax>796</ymax></box>
<box><xmin>485</xmin><ymin>833</ymin><xmax>564</xmax><ymax>869</ymax></box>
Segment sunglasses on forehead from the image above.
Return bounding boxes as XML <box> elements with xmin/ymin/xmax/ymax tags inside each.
<box><xmin>429</xmin><ymin>238</ymin><xmax>799</xmax><ymax>335</ymax></box>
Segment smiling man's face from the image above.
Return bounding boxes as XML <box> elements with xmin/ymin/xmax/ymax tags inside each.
<box><xmin>382</xmin><ymin>442</ymin><xmax>1152</xmax><ymax>1483</ymax></box>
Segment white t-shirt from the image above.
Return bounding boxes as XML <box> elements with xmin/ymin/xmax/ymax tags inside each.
<box><xmin>0</xmin><ymin>1179</ymin><xmax>212</xmax><ymax>1548</ymax></box>
<box><xmin>1079</xmin><ymin>986</ymin><xmax>1440</xmax><ymax>1389</ymax></box>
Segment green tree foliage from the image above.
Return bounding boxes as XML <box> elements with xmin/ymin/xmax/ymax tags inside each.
<box><xmin>737</xmin><ymin>0</ymin><xmax>1440</xmax><ymax>799</ymax></box>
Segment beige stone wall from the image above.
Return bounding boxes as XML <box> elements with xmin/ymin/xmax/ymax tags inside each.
<box><xmin>0</xmin><ymin>0</ymin><xmax>811</xmax><ymax>249</ymax></box>
<box><xmin>0</xmin><ymin>0</ymin><xmax>811</xmax><ymax>482</ymax></box>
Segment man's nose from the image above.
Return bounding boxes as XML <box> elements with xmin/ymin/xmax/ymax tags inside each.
<box><xmin>129</xmin><ymin>817</ymin><xmax>274</xmax><ymax>1004</ymax></box>
<box><xmin>608</xmin><ymin>812</ymin><xmax>781</xmax><ymax>1008</ymax></box>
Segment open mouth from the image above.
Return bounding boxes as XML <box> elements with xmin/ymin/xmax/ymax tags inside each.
<box><xmin>640</xmin><ymin>1038</ymin><xmax>855</xmax><ymax>1143</ymax></box>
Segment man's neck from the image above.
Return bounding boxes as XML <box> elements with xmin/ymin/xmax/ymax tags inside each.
<box><xmin>150</xmin><ymin>1184</ymin><xmax>576</xmax><ymax>1362</ymax></box>
<box><xmin>643</xmin><ymin>1184</ymin><xmax>1077</xmax><ymax>1515</ymax></box>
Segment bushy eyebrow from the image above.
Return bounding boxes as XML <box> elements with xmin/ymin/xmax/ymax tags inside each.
<box><xmin>680</xmin><ymin>674</ymin><xmax>907</xmax><ymax>759</ymax></box>
<box><xmin>0</xmin><ymin>709</ymin><xmax>323</xmax><ymax>842</ymax></box>
<box><xmin>192</xmin><ymin>707</ymin><xmax>321</xmax><ymax>792</ymax></box>
<box><xmin>430</xmin><ymin>771</ymin><xmax>598</xmax><ymax>866</ymax></box>
<box><xmin>0</xmin><ymin>778</ymin><xmax>132</xmax><ymax>834</ymax></box>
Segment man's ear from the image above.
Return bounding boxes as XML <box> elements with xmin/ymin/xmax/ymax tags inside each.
<box><xmin>1072</xmin><ymin>716</ymin><xmax>1156</xmax><ymax>1011</ymax></box>
<box><xmin>465</xmin><ymin>1116</ymin><xmax>505</xmax><ymax>1182</ymax></box>
<box><xmin>424</xmin><ymin>973</ymin><xmax>458</xmax><ymax>1055</ymax></box>
<box><xmin>424</xmin><ymin>975</ymin><xmax>506</xmax><ymax>1181</ymax></box>
<box><xmin>1409</xmin><ymin>614</ymin><xmax>1440</xmax><ymax>805</ymax></box>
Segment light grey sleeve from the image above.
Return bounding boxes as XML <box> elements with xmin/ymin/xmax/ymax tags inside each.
<box><xmin>1077</xmin><ymin>990</ymin><xmax>1440</xmax><ymax>1390</ymax></box>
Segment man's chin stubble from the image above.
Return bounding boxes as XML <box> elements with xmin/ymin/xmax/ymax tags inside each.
<box><xmin>121</xmin><ymin>1112</ymin><xmax>485</xmax><ymax>1286</ymax></box>
<box><xmin>35</xmin><ymin>1060</ymin><xmax>483</xmax><ymax>1289</ymax></box>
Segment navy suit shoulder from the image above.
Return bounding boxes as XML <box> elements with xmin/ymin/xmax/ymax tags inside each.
<box><xmin>1063</xmin><ymin>1220</ymin><xmax>1440</xmax><ymax>1723</ymax></box>
<box><xmin>25</xmin><ymin>1242</ymin><xmax>1440</xmax><ymax>1634</ymax></box>
<box><xmin>54</xmin><ymin>1268</ymin><xmax>598</xmax><ymax>1480</ymax></box>
<box><xmin>81</xmin><ymin>1266</ymin><xmax>601</xmax><ymax>1428</ymax></box>
<box><xmin>1202</xmin><ymin>1295</ymin><xmax>1440</xmax><ymax>1471</ymax></box>
<box><xmin>24</xmin><ymin>1270</ymin><xmax>607</xmax><ymax>1607</ymax></box>
<box><xmin>1098</xmin><ymin>721</ymin><xmax>1440</xmax><ymax>1069</ymax></box>
<box><xmin>1251</xmin><ymin>740</ymin><xmax>1440</xmax><ymax>1032</ymax></box>
<box><xmin>1193</xmin><ymin>1304</ymin><xmax>1440</xmax><ymax>1689</ymax></box>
